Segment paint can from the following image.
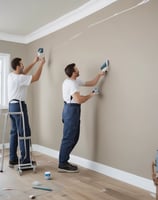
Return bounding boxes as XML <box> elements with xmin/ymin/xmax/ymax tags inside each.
<box><xmin>44</xmin><ymin>171</ymin><xmax>52</xmax><ymax>180</ymax></box>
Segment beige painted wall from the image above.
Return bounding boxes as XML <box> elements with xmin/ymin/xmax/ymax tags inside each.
<box><xmin>0</xmin><ymin>0</ymin><xmax>158</xmax><ymax>180</ymax></box>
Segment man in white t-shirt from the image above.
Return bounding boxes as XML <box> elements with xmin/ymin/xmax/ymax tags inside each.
<box><xmin>8</xmin><ymin>56</ymin><xmax>45</xmax><ymax>167</ymax></box>
<box><xmin>58</xmin><ymin>63</ymin><xmax>106</xmax><ymax>172</ymax></box>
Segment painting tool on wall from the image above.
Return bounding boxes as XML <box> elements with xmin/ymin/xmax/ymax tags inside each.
<box><xmin>92</xmin><ymin>87</ymin><xmax>100</xmax><ymax>95</ymax></box>
<box><xmin>37</xmin><ymin>48</ymin><xmax>44</xmax><ymax>58</ymax></box>
<box><xmin>100</xmin><ymin>59</ymin><xmax>110</xmax><ymax>72</ymax></box>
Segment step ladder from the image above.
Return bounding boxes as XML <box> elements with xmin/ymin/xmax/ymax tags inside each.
<box><xmin>0</xmin><ymin>109</ymin><xmax>36</xmax><ymax>175</ymax></box>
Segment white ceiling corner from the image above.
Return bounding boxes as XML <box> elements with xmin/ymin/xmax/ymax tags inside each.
<box><xmin>0</xmin><ymin>0</ymin><xmax>117</xmax><ymax>44</ymax></box>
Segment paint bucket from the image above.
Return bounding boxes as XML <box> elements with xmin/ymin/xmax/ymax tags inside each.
<box><xmin>44</xmin><ymin>171</ymin><xmax>52</xmax><ymax>180</ymax></box>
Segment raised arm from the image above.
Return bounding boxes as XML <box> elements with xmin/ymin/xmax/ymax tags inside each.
<box><xmin>31</xmin><ymin>57</ymin><xmax>45</xmax><ymax>83</ymax></box>
<box><xmin>84</xmin><ymin>71</ymin><xmax>105</xmax><ymax>87</ymax></box>
<box><xmin>23</xmin><ymin>56</ymin><xmax>39</xmax><ymax>74</ymax></box>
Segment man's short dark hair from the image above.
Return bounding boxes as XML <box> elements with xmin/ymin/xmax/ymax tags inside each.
<box><xmin>65</xmin><ymin>63</ymin><xmax>76</xmax><ymax>77</ymax></box>
<box><xmin>11</xmin><ymin>57</ymin><xmax>21</xmax><ymax>70</ymax></box>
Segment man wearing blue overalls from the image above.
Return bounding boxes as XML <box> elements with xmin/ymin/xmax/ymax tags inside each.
<box><xmin>58</xmin><ymin>63</ymin><xmax>106</xmax><ymax>172</ymax></box>
<box><xmin>8</xmin><ymin>56</ymin><xmax>45</xmax><ymax>167</ymax></box>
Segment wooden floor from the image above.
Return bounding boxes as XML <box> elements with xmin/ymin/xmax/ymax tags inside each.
<box><xmin>0</xmin><ymin>151</ymin><xmax>155</xmax><ymax>200</ymax></box>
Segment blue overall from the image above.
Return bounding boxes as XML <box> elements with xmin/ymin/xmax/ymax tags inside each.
<box><xmin>59</xmin><ymin>102</ymin><xmax>81</xmax><ymax>164</ymax></box>
<box><xmin>9</xmin><ymin>101</ymin><xmax>31</xmax><ymax>164</ymax></box>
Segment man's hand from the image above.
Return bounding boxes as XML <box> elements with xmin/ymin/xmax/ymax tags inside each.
<box><xmin>98</xmin><ymin>71</ymin><xmax>105</xmax><ymax>77</ymax></box>
<box><xmin>39</xmin><ymin>57</ymin><xmax>46</xmax><ymax>64</ymax></box>
<box><xmin>33</xmin><ymin>56</ymin><xmax>39</xmax><ymax>64</ymax></box>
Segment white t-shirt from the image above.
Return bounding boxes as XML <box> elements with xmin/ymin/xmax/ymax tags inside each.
<box><xmin>8</xmin><ymin>72</ymin><xmax>32</xmax><ymax>102</ymax></box>
<box><xmin>62</xmin><ymin>78</ymin><xmax>85</xmax><ymax>103</ymax></box>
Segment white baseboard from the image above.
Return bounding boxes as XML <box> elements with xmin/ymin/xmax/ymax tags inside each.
<box><xmin>32</xmin><ymin>144</ymin><xmax>155</xmax><ymax>194</ymax></box>
<box><xmin>0</xmin><ymin>143</ymin><xmax>155</xmax><ymax>193</ymax></box>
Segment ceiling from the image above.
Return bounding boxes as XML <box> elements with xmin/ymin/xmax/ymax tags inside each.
<box><xmin>0</xmin><ymin>0</ymin><xmax>89</xmax><ymax>35</ymax></box>
<box><xmin>0</xmin><ymin>0</ymin><xmax>117</xmax><ymax>43</ymax></box>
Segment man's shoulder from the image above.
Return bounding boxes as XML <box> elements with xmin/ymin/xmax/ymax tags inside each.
<box><xmin>63</xmin><ymin>78</ymin><xmax>74</xmax><ymax>83</ymax></box>
<box><xmin>8</xmin><ymin>72</ymin><xmax>16</xmax><ymax>78</ymax></box>
<box><xmin>63</xmin><ymin>78</ymin><xmax>73</xmax><ymax>86</ymax></box>
<box><xmin>64</xmin><ymin>78</ymin><xmax>82</xmax><ymax>84</ymax></box>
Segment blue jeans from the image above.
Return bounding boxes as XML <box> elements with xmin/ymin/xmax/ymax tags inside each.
<box><xmin>59</xmin><ymin>103</ymin><xmax>81</xmax><ymax>165</ymax></box>
<box><xmin>9</xmin><ymin>101</ymin><xmax>31</xmax><ymax>163</ymax></box>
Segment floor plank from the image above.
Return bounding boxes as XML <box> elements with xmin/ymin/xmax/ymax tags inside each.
<box><xmin>0</xmin><ymin>151</ymin><xmax>155</xmax><ymax>200</ymax></box>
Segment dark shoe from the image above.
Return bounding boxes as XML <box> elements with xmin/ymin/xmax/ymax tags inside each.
<box><xmin>20</xmin><ymin>160</ymin><xmax>36</xmax><ymax>164</ymax></box>
<box><xmin>32</xmin><ymin>160</ymin><xmax>37</xmax><ymax>166</ymax></box>
<box><xmin>17</xmin><ymin>161</ymin><xmax>37</xmax><ymax>171</ymax></box>
<box><xmin>20</xmin><ymin>160</ymin><xmax>37</xmax><ymax>167</ymax></box>
<box><xmin>9</xmin><ymin>160</ymin><xmax>18</xmax><ymax>168</ymax></box>
<box><xmin>58</xmin><ymin>162</ymin><xmax>79</xmax><ymax>173</ymax></box>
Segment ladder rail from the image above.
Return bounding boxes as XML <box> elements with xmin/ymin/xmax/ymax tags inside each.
<box><xmin>0</xmin><ymin>111</ymin><xmax>25</xmax><ymax>172</ymax></box>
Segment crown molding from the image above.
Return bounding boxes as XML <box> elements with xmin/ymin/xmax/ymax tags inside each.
<box><xmin>0</xmin><ymin>0</ymin><xmax>117</xmax><ymax>44</ymax></box>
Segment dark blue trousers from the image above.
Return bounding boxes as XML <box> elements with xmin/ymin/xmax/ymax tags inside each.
<box><xmin>9</xmin><ymin>101</ymin><xmax>31</xmax><ymax>163</ymax></box>
<box><xmin>59</xmin><ymin>103</ymin><xmax>81</xmax><ymax>164</ymax></box>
